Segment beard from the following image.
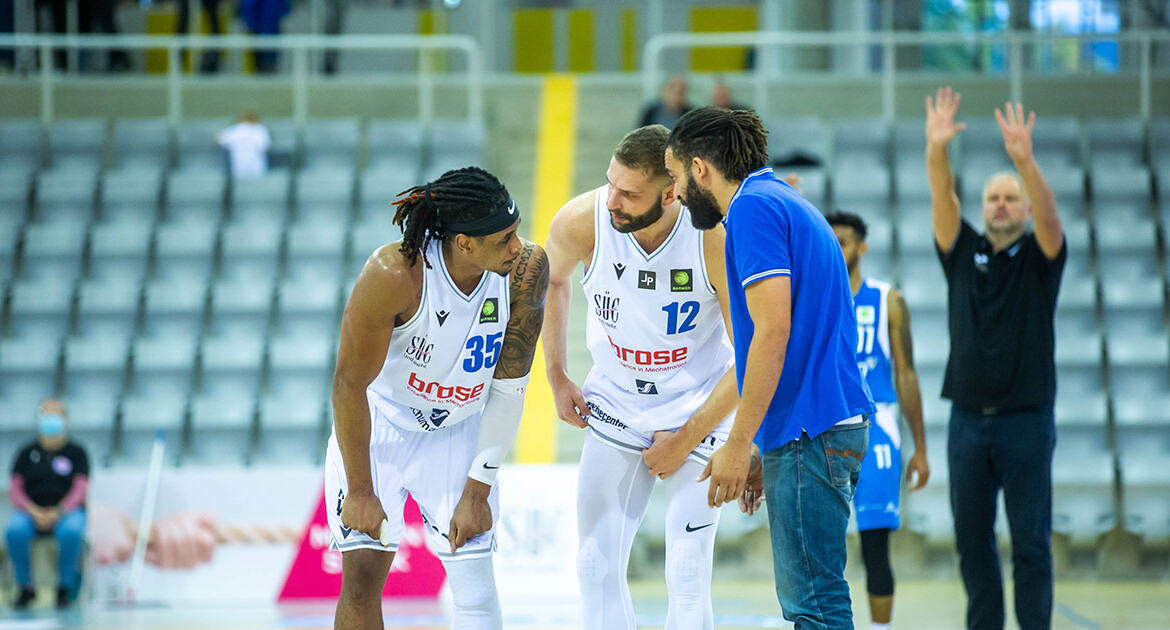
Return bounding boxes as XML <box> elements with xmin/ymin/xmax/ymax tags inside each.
<box><xmin>845</xmin><ymin>252</ymin><xmax>859</xmax><ymax>274</ymax></box>
<box><xmin>683</xmin><ymin>172</ymin><xmax>723</xmax><ymax>230</ymax></box>
<box><xmin>609</xmin><ymin>197</ymin><xmax>664</xmax><ymax>233</ymax></box>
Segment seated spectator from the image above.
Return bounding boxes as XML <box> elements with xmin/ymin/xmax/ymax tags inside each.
<box><xmin>5</xmin><ymin>399</ymin><xmax>89</xmax><ymax>610</ymax></box>
<box><xmin>217</xmin><ymin>111</ymin><xmax>271</xmax><ymax>178</ymax></box>
<box><xmin>638</xmin><ymin>76</ymin><xmax>692</xmax><ymax>129</ymax></box>
<box><xmin>711</xmin><ymin>78</ymin><xmax>749</xmax><ymax>111</ymax></box>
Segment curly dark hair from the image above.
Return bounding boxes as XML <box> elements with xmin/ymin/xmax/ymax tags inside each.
<box><xmin>824</xmin><ymin>210</ymin><xmax>868</xmax><ymax>241</ymax></box>
<box><xmin>667</xmin><ymin>106</ymin><xmax>769</xmax><ymax>182</ymax></box>
<box><xmin>391</xmin><ymin>166</ymin><xmax>510</xmax><ymax>268</ymax></box>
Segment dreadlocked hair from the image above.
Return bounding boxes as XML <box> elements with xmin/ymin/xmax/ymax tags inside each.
<box><xmin>390</xmin><ymin>166</ymin><xmax>511</xmax><ymax>268</ymax></box>
<box><xmin>667</xmin><ymin>106</ymin><xmax>769</xmax><ymax>182</ymax></box>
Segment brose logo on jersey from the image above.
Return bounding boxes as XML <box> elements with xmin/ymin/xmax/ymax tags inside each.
<box><xmin>407</xmin><ymin>372</ymin><xmax>486</xmax><ymax>404</ymax></box>
<box><xmin>606</xmin><ymin>336</ymin><xmax>688</xmax><ymax>368</ymax></box>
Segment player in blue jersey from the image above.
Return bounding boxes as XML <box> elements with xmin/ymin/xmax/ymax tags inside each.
<box><xmin>827</xmin><ymin>211</ymin><xmax>930</xmax><ymax>630</ymax></box>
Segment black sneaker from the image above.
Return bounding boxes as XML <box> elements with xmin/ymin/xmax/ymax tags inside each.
<box><xmin>14</xmin><ymin>587</ymin><xmax>35</xmax><ymax>610</ymax></box>
<box><xmin>56</xmin><ymin>586</ymin><xmax>70</xmax><ymax>609</ymax></box>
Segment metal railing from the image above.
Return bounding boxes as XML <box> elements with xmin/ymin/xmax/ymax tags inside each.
<box><xmin>0</xmin><ymin>33</ymin><xmax>484</xmax><ymax>128</ymax></box>
<box><xmin>643</xmin><ymin>29</ymin><xmax>1170</xmax><ymax>122</ymax></box>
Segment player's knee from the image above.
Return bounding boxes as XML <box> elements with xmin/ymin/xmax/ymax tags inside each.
<box><xmin>665</xmin><ymin>538</ymin><xmax>704</xmax><ymax>591</ymax></box>
<box><xmin>444</xmin><ymin>557</ymin><xmax>501</xmax><ymax>616</ymax></box>
<box><xmin>340</xmin><ymin>550</ymin><xmax>392</xmax><ymax>601</ymax></box>
<box><xmin>576</xmin><ymin>537</ymin><xmax>609</xmax><ymax>585</ymax></box>
<box><xmin>861</xmin><ymin>548</ymin><xmax>894</xmax><ymax>596</ymax></box>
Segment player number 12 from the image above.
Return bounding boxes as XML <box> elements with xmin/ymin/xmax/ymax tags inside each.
<box><xmin>662</xmin><ymin>301</ymin><xmax>700</xmax><ymax>335</ymax></box>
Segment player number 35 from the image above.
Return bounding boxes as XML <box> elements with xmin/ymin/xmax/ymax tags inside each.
<box><xmin>463</xmin><ymin>333</ymin><xmax>503</xmax><ymax>372</ymax></box>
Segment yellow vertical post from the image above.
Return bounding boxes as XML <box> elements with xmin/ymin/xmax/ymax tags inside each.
<box><xmin>515</xmin><ymin>74</ymin><xmax>577</xmax><ymax>463</ymax></box>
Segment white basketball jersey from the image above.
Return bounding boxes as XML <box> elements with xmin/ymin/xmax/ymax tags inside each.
<box><xmin>366</xmin><ymin>240</ymin><xmax>510</xmax><ymax>433</ymax></box>
<box><xmin>580</xmin><ymin>186</ymin><xmax>734</xmax><ymax>433</ymax></box>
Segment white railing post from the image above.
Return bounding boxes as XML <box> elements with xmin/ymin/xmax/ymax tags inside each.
<box><xmin>1009</xmin><ymin>32</ymin><xmax>1023</xmax><ymax>105</ymax></box>
<box><xmin>293</xmin><ymin>46</ymin><xmax>308</xmax><ymax>127</ymax></box>
<box><xmin>167</xmin><ymin>43</ymin><xmax>182</xmax><ymax>127</ymax></box>
<box><xmin>882</xmin><ymin>32</ymin><xmax>895</xmax><ymax>123</ymax></box>
<box><xmin>1139</xmin><ymin>34</ymin><xmax>1151</xmax><ymax>123</ymax></box>
<box><xmin>39</xmin><ymin>42</ymin><xmax>53</xmax><ymax>130</ymax></box>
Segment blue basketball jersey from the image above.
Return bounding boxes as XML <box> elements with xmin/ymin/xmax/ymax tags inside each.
<box><xmin>854</xmin><ymin>278</ymin><xmax>897</xmax><ymax>404</ymax></box>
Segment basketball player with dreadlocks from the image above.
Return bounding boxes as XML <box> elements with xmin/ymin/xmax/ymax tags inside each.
<box><xmin>325</xmin><ymin>167</ymin><xmax>548</xmax><ymax>630</ymax></box>
<box><xmin>544</xmin><ymin>125</ymin><xmax>759</xmax><ymax>630</ymax></box>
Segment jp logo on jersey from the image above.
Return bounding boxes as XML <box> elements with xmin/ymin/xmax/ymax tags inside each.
<box><xmin>638</xmin><ymin>270</ymin><xmax>656</xmax><ymax>290</ymax></box>
<box><xmin>479</xmin><ymin>298</ymin><xmax>499</xmax><ymax>324</ymax></box>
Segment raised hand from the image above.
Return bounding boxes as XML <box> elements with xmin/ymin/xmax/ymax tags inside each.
<box><xmin>925</xmin><ymin>86</ymin><xmax>966</xmax><ymax>148</ymax></box>
<box><xmin>995</xmin><ymin>101</ymin><xmax>1035</xmax><ymax>163</ymax></box>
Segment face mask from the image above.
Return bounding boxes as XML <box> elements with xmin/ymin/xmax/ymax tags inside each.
<box><xmin>38</xmin><ymin>414</ymin><xmax>65</xmax><ymax>438</ymax></box>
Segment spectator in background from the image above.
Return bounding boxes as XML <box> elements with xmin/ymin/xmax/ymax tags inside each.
<box><xmin>177</xmin><ymin>0</ymin><xmax>225</xmax><ymax>73</ymax></box>
<box><xmin>217</xmin><ymin>111</ymin><xmax>271</xmax><ymax>178</ymax></box>
<box><xmin>239</xmin><ymin>0</ymin><xmax>290</xmax><ymax>74</ymax></box>
<box><xmin>5</xmin><ymin>400</ymin><xmax>89</xmax><ymax>610</ymax></box>
<box><xmin>926</xmin><ymin>86</ymin><xmax>1065</xmax><ymax>630</ymax></box>
<box><xmin>711</xmin><ymin>78</ymin><xmax>748</xmax><ymax>111</ymax></box>
<box><xmin>81</xmin><ymin>0</ymin><xmax>131</xmax><ymax>72</ymax></box>
<box><xmin>639</xmin><ymin>76</ymin><xmax>692</xmax><ymax>129</ymax></box>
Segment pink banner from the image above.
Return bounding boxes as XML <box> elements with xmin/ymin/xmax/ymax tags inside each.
<box><xmin>278</xmin><ymin>486</ymin><xmax>446</xmax><ymax>600</ymax></box>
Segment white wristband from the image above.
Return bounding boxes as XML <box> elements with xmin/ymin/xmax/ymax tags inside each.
<box><xmin>468</xmin><ymin>375</ymin><xmax>529</xmax><ymax>486</ymax></box>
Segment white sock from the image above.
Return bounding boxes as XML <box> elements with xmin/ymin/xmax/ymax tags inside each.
<box><xmin>872</xmin><ymin>622</ymin><xmax>893</xmax><ymax>630</ymax></box>
<box><xmin>441</xmin><ymin>554</ymin><xmax>502</xmax><ymax>630</ymax></box>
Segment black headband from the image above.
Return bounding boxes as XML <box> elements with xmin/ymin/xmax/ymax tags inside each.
<box><xmin>437</xmin><ymin>196</ymin><xmax>520</xmax><ymax>237</ymax></box>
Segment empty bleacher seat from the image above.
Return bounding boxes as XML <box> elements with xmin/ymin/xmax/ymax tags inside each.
<box><xmin>187</xmin><ymin>392</ymin><xmax>255</xmax><ymax>464</ymax></box>
<box><xmin>0</xmin><ymin>119</ymin><xmax>43</xmax><ymax>170</ymax></box>
<box><xmin>286</xmin><ymin>219</ymin><xmax>346</xmax><ymax>283</ymax></box>
<box><xmin>63</xmin><ymin>335</ymin><xmax>128</xmax><ymax>404</ymax></box>
<box><xmin>257</xmin><ymin>393</ymin><xmax>324</xmax><ymax>464</ymax></box>
<box><xmin>21</xmin><ymin>221</ymin><xmax>86</xmax><ymax>281</ymax></box>
<box><xmin>265</xmin><ymin>118</ymin><xmax>299</xmax><ymax>171</ymax></box>
<box><xmin>166</xmin><ymin>170</ymin><xmax>226</xmax><ymax>223</ymax></box>
<box><xmin>267</xmin><ymin>333</ymin><xmax>333</xmax><ymax>400</ymax></box>
<box><xmin>198</xmin><ymin>334</ymin><xmax>265</xmax><ymax>398</ymax></box>
<box><xmin>295</xmin><ymin>168</ymin><xmax>353</xmax><ymax>222</ymax></box>
<box><xmin>175</xmin><ymin>118</ymin><xmax>231</xmax><ymax>171</ymax></box>
<box><xmin>1052</xmin><ymin>448</ymin><xmax>1115</xmax><ymax>544</ymax></box>
<box><xmin>366</xmin><ymin>119</ymin><xmax>424</xmax><ymax>175</ymax></box>
<box><xmin>48</xmin><ymin>118</ymin><xmax>106</xmax><ymax>170</ymax></box>
<box><xmin>1092</xmin><ymin>164</ymin><xmax>1152</xmax><ymax>221</ymax></box>
<box><xmin>275</xmin><ymin>278</ymin><xmax>340</xmax><ymax>338</ymax></box>
<box><xmin>89</xmin><ymin>221</ymin><xmax>152</xmax><ymax>282</ymax></box>
<box><xmin>118</xmin><ymin>394</ymin><xmax>186</xmax><ymax>464</ymax></box>
<box><xmin>358</xmin><ymin>167</ymin><xmax>417</xmax><ymax>222</ymax></box>
<box><xmin>1086</xmin><ymin>118</ymin><xmax>1145</xmax><ymax>169</ymax></box>
<box><xmin>427</xmin><ymin>119</ymin><xmax>487</xmax><ymax>178</ymax></box>
<box><xmin>832</xmin><ymin>117</ymin><xmax>887</xmax><ymax>166</ymax></box>
<box><xmin>7</xmin><ymin>277</ymin><xmax>74</xmax><ymax>340</ymax></box>
<box><xmin>0</xmin><ymin>219</ymin><xmax>19</xmax><ymax>283</ymax></box>
<box><xmin>220</xmin><ymin>219</ymin><xmax>283</xmax><ymax>282</ymax></box>
<box><xmin>36</xmin><ymin>167</ymin><xmax>98</xmax><ymax>224</ymax></box>
<box><xmin>100</xmin><ymin>167</ymin><xmax>163</xmax><ymax>224</ymax></box>
<box><xmin>142</xmin><ymin>278</ymin><xmax>208</xmax><ymax>339</ymax></box>
<box><xmin>76</xmin><ymin>279</ymin><xmax>141</xmax><ymax>339</ymax></box>
<box><xmin>303</xmin><ymin>118</ymin><xmax>361</xmax><ymax>170</ymax></box>
<box><xmin>0</xmin><ymin>336</ymin><xmax>61</xmax><ymax>435</ymax></box>
<box><xmin>130</xmin><ymin>334</ymin><xmax>196</xmax><ymax>400</ymax></box>
<box><xmin>154</xmin><ymin>219</ymin><xmax>217</xmax><ymax>281</ymax></box>
<box><xmin>111</xmin><ymin>118</ymin><xmax>171</xmax><ymax>169</ymax></box>
<box><xmin>209</xmin><ymin>278</ymin><xmax>274</xmax><ymax>338</ymax></box>
<box><xmin>230</xmin><ymin>171</ymin><xmax>290</xmax><ymax>223</ymax></box>
<box><xmin>1096</xmin><ymin>215</ymin><xmax>1159</xmax><ymax>280</ymax></box>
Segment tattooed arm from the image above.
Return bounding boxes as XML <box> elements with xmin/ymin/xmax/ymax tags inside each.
<box><xmin>888</xmin><ymin>288</ymin><xmax>930</xmax><ymax>491</ymax></box>
<box><xmin>496</xmin><ymin>239</ymin><xmax>551</xmax><ymax>378</ymax></box>
<box><xmin>450</xmin><ymin>239</ymin><xmax>549</xmax><ymax>552</ymax></box>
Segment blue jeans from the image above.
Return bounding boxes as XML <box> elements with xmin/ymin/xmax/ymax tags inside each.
<box><xmin>763</xmin><ymin>422</ymin><xmax>868</xmax><ymax>630</ymax></box>
<box><xmin>5</xmin><ymin>509</ymin><xmax>87</xmax><ymax>593</ymax></box>
<box><xmin>949</xmin><ymin>405</ymin><xmax>1054</xmax><ymax>630</ymax></box>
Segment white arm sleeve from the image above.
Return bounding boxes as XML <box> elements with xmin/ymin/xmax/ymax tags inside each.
<box><xmin>468</xmin><ymin>375</ymin><xmax>529</xmax><ymax>486</ymax></box>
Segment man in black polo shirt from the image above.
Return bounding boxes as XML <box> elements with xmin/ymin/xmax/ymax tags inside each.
<box><xmin>925</xmin><ymin>87</ymin><xmax>1066</xmax><ymax>630</ymax></box>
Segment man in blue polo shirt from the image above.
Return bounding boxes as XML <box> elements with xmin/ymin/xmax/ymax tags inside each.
<box><xmin>665</xmin><ymin>107</ymin><xmax>875</xmax><ymax>628</ymax></box>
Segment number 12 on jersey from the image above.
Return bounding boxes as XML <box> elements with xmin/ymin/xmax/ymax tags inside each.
<box><xmin>663</xmin><ymin>301</ymin><xmax>700</xmax><ymax>335</ymax></box>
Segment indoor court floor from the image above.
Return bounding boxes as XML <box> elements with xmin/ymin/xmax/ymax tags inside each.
<box><xmin>1</xmin><ymin>580</ymin><xmax>1168</xmax><ymax>629</ymax></box>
